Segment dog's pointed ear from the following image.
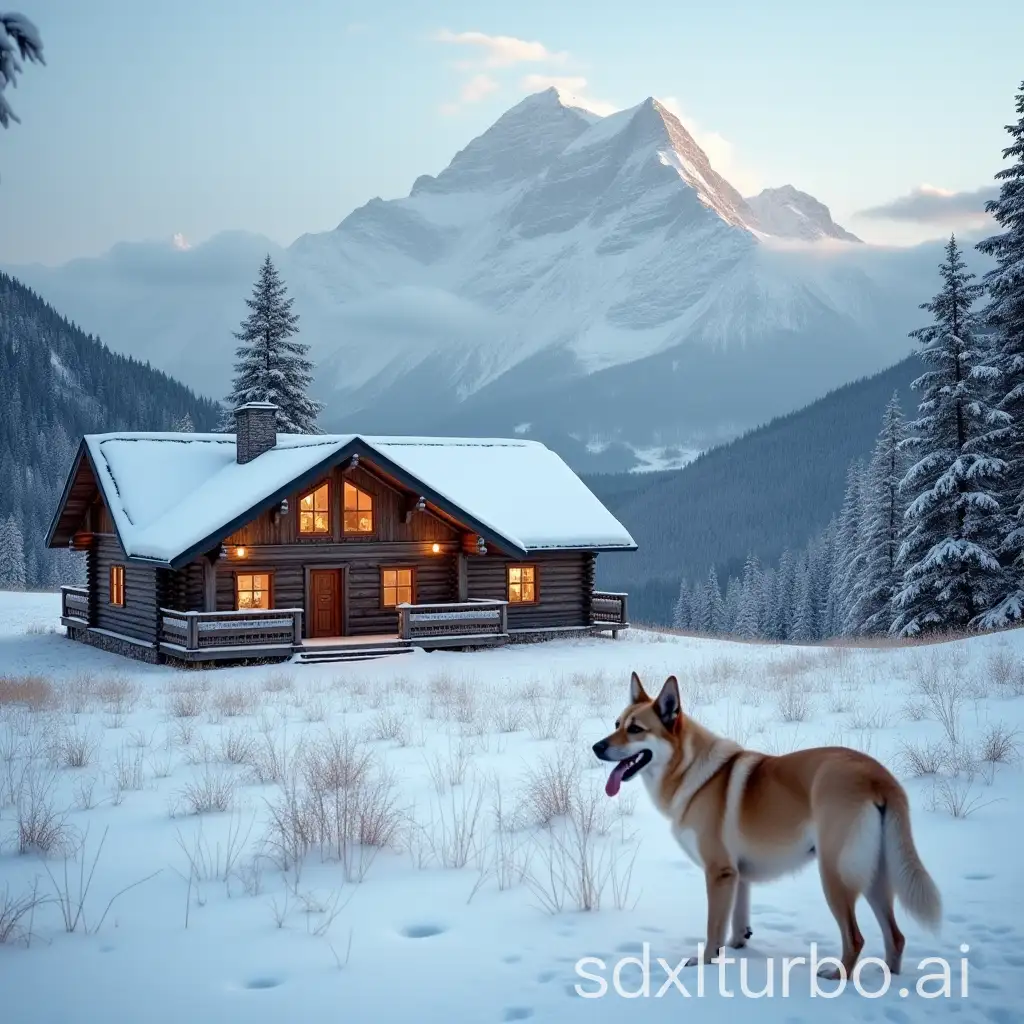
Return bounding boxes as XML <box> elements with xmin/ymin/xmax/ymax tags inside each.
<box><xmin>655</xmin><ymin>676</ymin><xmax>681</xmax><ymax>728</ymax></box>
<box><xmin>629</xmin><ymin>671</ymin><xmax>649</xmax><ymax>704</ymax></box>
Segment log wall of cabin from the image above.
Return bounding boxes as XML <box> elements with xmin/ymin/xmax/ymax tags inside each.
<box><xmin>88</xmin><ymin>535</ymin><xmax>162</xmax><ymax>644</ymax></box>
<box><xmin>466</xmin><ymin>551</ymin><xmax>595</xmax><ymax>630</ymax></box>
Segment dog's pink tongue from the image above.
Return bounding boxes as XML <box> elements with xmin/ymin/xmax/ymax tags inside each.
<box><xmin>605</xmin><ymin>761</ymin><xmax>629</xmax><ymax>798</ymax></box>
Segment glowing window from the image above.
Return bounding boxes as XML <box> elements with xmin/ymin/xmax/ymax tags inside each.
<box><xmin>382</xmin><ymin>567</ymin><xmax>414</xmax><ymax>607</ymax></box>
<box><xmin>236</xmin><ymin>573</ymin><xmax>271</xmax><ymax>610</ymax></box>
<box><xmin>344</xmin><ymin>482</ymin><xmax>374</xmax><ymax>534</ymax></box>
<box><xmin>507</xmin><ymin>565</ymin><xmax>537</xmax><ymax>604</ymax></box>
<box><xmin>299</xmin><ymin>483</ymin><xmax>330</xmax><ymax>535</ymax></box>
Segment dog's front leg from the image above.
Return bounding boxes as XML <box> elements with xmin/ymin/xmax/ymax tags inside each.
<box><xmin>728</xmin><ymin>878</ymin><xmax>752</xmax><ymax>948</ymax></box>
<box><xmin>686</xmin><ymin>864</ymin><xmax>738</xmax><ymax>966</ymax></box>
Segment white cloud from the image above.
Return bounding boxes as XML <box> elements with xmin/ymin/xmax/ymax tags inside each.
<box><xmin>439</xmin><ymin>73</ymin><xmax>500</xmax><ymax>116</ymax></box>
<box><xmin>433</xmin><ymin>29</ymin><xmax>567</xmax><ymax>69</ymax></box>
<box><xmin>657</xmin><ymin>96</ymin><xmax>761</xmax><ymax>195</ymax></box>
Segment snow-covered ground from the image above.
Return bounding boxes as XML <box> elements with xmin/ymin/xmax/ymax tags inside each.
<box><xmin>0</xmin><ymin>591</ymin><xmax>1022</xmax><ymax>1023</ymax></box>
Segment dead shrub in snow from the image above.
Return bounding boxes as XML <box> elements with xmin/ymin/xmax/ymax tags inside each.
<box><xmin>365</xmin><ymin>709</ymin><xmax>411</xmax><ymax>746</ymax></box>
<box><xmin>96</xmin><ymin>676</ymin><xmax>141</xmax><ymax>715</ymax></box>
<box><xmin>417</xmin><ymin>776</ymin><xmax>487</xmax><ymax>869</ymax></box>
<box><xmin>165</xmin><ymin>680</ymin><xmax>208</xmax><ymax>720</ymax></box>
<box><xmin>212</xmin><ymin>683</ymin><xmax>257</xmax><ymax>720</ymax></box>
<box><xmin>218</xmin><ymin>726</ymin><xmax>256</xmax><ymax>766</ymax></box>
<box><xmin>927</xmin><ymin>776</ymin><xmax>993</xmax><ymax>819</ymax></box>
<box><xmin>976</xmin><ymin>722</ymin><xmax>1020</xmax><ymax>766</ymax></box>
<box><xmin>263</xmin><ymin>732</ymin><xmax>403</xmax><ymax>881</ymax></box>
<box><xmin>490</xmin><ymin>700</ymin><xmax>526</xmax><ymax>734</ymax></box>
<box><xmin>987</xmin><ymin>650</ymin><xmax>1024</xmax><ymax>697</ymax></box>
<box><xmin>261</xmin><ymin>671</ymin><xmax>294</xmax><ymax>694</ymax></box>
<box><xmin>112</xmin><ymin>744</ymin><xmax>147</xmax><ymax>795</ymax></box>
<box><xmin>0</xmin><ymin>879</ymin><xmax>47</xmax><ymax>945</ymax></box>
<box><xmin>177</xmin><ymin>763</ymin><xmax>237</xmax><ymax>815</ymax></box>
<box><xmin>776</xmin><ymin>680</ymin><xmax>812</xmax><ymax>723</ymax></box>
<box><xmin>51</xmin><ymin>724</ymin><xmax>98</xmax><ymax>769</ymax></box>
<box><xmin>524</xmin><ymin>785</ymin><xmax>638</xmax><ymax>913</ymax></box>
<box><xmin>0</xmin><ymin>675</ymin><xmax>54</xmax><ymax>711</ymax></box>
<box><xmin>14</xmin><ymin>764</ymin><xmax>78</xmax><ymax>856</ymax></box>
<box><xmin>424</xmin><ymin>740</ymin><xmax>472</xmax><ymax>794</ymax></box>
<box><xmin>912</xmin><ymin>650</ymin><xmax>969</xmax><ymax>746</ymax></box>
<box><xmin>896</xmin><ymin>739</ymin><xmax>953</xmax><ymax>778</ymax></box>
<box><xmin>61</xmin><ymin>674</ymin><xmax>95</xmax><ymax>715</ymax></box>
<box><xmin>518</xmin><ymin>748</ymin><xmax>580</xmax><ymax>827</ymax></box>
<box><xmin>848</xmin><ymin>702</ymin><xmax>892</xmax><ymax>731</ymax></box>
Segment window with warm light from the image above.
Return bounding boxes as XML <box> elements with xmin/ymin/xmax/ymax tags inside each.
<box><xmin>381</xmin><ymin>567</ymin><xmax>414</xmax><ymax>607</ymax></box>
<box><xmin>507</xmin><ymin>565</ymin><xmax>537</xmax><ymax>603</ymax></box>
<box><xmin>344</xmin><ymin>482</ymin><xmax>374</xmax><ymax>534</ymax></box>
<box><xmin>299</xmin><ymin>483</ymin><xmax>330</xmax><ymax>535</ymax></box>
<box><xmin>109</xmin><ymin>564</ymin><xmax>125</xmax><ymax>607</ymax></box>
<box><xmin>236</xmin><ymin>573</ymin><xmax>271</xmax><ymax>610</ymax></box>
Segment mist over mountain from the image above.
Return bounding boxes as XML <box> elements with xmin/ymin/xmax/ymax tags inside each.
<box><xmin>4</xmin><ymin>88</ymin><xmax>988</xmax><ymax>472</ymax></box>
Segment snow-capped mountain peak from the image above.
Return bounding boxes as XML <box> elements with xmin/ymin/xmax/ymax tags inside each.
<box><xmin>6</xmin><ymin>88</ymin><xmax>924</xmax><ymax>471</ymax></box>
<box><xmin>745</xmin><ymin>184</ymin><xmax>861</xmax><ymax>243</ymax></box>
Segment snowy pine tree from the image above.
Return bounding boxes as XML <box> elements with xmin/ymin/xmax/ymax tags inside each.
<box><xmin>0</xmin><ymin>513</ymin><xmax>26</xmax><ymax>589</ymax></box>
<box><xmin>846</xmin><ymin>394</ymin><xmax>909</xmax><ymax>635</ymax></box>
<box><xmin>892</xmin><ymin>236</ymin><xmax>1007</xmax><ymax>636</ymax></box>
<box><xmin>735</xmin><ymin>553</ymin><xmax>763</xmax><ymax>639</ymax></box>
<box><xmin>172</xmin><ymin>411</ymin><xmax>195</xmax><ymax>432</ymax></box>
<box><xmin>671</xmin><ymin>578</ymin><xmax>692</xmax><ymax>630</ymax></box>
<box><xmin>724</xmin><ymin>575</ymin><xmax>742</xmax><ymax>633</ymax></box>
<box><xmin>0</xmin><ymin>13</ymin><xmax>44</xmax><ymax>131</ymax></box>
<box><xmin>222</xmin><ymin>255</ymin><xmax>323</xmax><ymax>434</ymax></box>
<box><xmin>830</xmin><ymin>460</ymin><xmax>867</xmax><ymax>635</ymax></box>
<box><xmin>791</xmin><ymin>556</ymin><xmax>818</xmax><ymax>642</ymax></box>
<box><xmin>976</xmin><ymin>80</ymin><xmax>1024</xmax><ymax>627</ymax></box>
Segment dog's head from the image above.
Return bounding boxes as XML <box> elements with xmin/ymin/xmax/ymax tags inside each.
<box><xmin>592</xmin><ymin>671</ymin><xmax>681</xmax><ymax>797</ymax></box>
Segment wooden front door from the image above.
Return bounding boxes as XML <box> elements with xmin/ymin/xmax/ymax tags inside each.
<box><xmin>309</xmin><ymin>570</ymin><xmax>342</xmax><ymax>638</ymax></box>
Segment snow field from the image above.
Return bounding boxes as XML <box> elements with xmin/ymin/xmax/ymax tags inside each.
<box><xmin>0</xmin><ymin>592</ymin><xmax>1022</xmax><ymax>1023</ymax></box>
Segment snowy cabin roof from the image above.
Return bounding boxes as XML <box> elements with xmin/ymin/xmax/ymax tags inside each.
<box><xmin>48</xmin><ymin>432</ymin><xmax>637</xmax><ymax>568</ymax></box>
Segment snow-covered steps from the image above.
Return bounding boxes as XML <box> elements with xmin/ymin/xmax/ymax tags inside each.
<box><xmin>293</xmin><ymin>644</ymin><xmax>414</xmax><ymax>666</ymax></box>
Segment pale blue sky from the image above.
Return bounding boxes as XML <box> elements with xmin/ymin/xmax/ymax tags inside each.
<box><xmin>1</xmin><ymin>0</ymin><xmax>1020</xmax><ymax>264</ymax></box>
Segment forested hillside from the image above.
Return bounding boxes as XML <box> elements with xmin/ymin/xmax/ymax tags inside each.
<box><xmin>588</xmin><ymin>355</ymin><xmax>920</xmax><ymax>623</ymax></box>
<box><xmin>0</xmin><ymin>273</ymin><xmax>221</xmax><ymax>589</ymax></box>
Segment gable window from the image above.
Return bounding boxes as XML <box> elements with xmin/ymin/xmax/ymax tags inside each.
<box><xmin>109</xmin><ymin>564</ymin><xmax>125</xmax><ymax>607</ymax></box>
<box><xmin>299</xmin><ymin>483</ymin><xmax>330</xmax><ymax>535</ymax></box>
<box><xmin>381</xmin><ymin>567</ymin><xmax>414</xmax><ymax>608</ymax></box>
<box><xmin>507</xmin><ymin>564</ymin><xmax>537</xmax><ymax>604</ymax></box>
<box><xmin>344</xmin><ymin>482</ymin><xmax>374</xmax><ymax>534</ymax></box>
<box><xmin>236</xmin><ymin>573</ymin><xmax>272</xmax><ymax>610</ymax></box>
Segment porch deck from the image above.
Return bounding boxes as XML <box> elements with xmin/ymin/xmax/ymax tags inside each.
<box><xmin>60</xmin><ymin>587</ymin><xmax>630</xmax><ymax>665</ymax></box>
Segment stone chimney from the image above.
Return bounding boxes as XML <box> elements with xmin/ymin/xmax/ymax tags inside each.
<box><xmin>234</xmin><ymin>402</ymin><xmax>278</xmax><ymax>464</ymax></box>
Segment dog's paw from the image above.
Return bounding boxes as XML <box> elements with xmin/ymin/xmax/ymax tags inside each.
<box><xmin>684</xmin><ymin>955</ymin><xmax>701</xmax><ymax>968</ymax></box>
<box><xmin>816</xmin><ymin>966</ymin><xmax>843</xmax><ymax>981</ymax></box>
<box><xmin>744</xmin><ymin>926</ymin><xmax>753</xmax><ymax>940</ymax></box>
<box><xmin>727</xmin><ymin>936</ymin><xmax>748</xmax><ymax>949</ymax></box>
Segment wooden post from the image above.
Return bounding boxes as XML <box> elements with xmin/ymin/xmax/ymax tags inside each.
<box><xmin>292</xmin><ymin>609</ymin><xmax>303</xmax><ymax>648</ymax></box>
<box><xmin>203</xmin><ymin>558</ymin><xmax>217</xmax><ymax>612</ymax></box>
<box><xmin>456</xmin><ymin>553</ymin><xmax>468</xmax><ymax>602</ymax></box>
<box><xmin>398</xmin><ymin>606</ymin><xmax>411</xmax><ymax>641</ymax></box>
<box><xmin>186</xmin><ymin>611</ymin><xmax>199</xmax><ymax>651</ymax></box>
<box><xmin>499</xmin><ymin>602</ymin><xmax>508</xmax><ymax>636</ymax></box>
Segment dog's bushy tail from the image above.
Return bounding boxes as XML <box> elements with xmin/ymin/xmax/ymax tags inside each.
<box><xmin>882</xmin><ymin>788</ymin><xmax>942</xmax><ymax>932</ymax></box>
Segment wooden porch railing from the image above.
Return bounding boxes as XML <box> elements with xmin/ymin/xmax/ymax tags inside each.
<box><xmin>591</xmin><ymin>591</ymin><xmax>629</xmax><ymax>635</ymax></box>
<box><xmin>60</xmin><ymin>584</ymin><xmax>89</xmax><ymax>623</ymax></box>
<box><xmin>159</xmin><ymin>608</ymin><xmax>303</xmax><ymax>653</ymax></box>
<box><xmin>398</xmin><ymin>599</ymin><xmax>508</xmax><ymax>642</ymax></box>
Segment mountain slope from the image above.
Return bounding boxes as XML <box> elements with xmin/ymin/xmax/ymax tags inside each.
<box><xmin>4</xmin><ymin>88</ymin><xmax>980</xmax><ymax>470</ymax></box>
<box><xmin>587</xmin><ymin>354</ymin><xmax>922</xmax><ymax>623</ymax></box>
<box><xmin>0</xmin><ymin>273</ymin><xmax>221</xmax><ymax>587</ymax></box>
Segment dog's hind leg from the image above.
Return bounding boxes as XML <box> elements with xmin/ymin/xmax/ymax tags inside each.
<box><xmin>817</xmin><ymin>861</ymin><xmax>865</xmax><ymax>979</ymax></box>
<box><xmin>728</xmin><ymin>879</ymin><xmax>752</xmax><ymax>948</ymax></box>
<box><xmin>865</xmin><ymin>868</ymin><xmax>905</xmax><ymax>973</ymax></box>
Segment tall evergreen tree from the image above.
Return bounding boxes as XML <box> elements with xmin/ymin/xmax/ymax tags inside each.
<box><xmin>791</xmin><ymin>555</ymin><xmax>818</xmax><ymax>642</ymax></box>
<box><xmin>830</xmin><ymin>460</ymin><xmax>867</xmax><ymax>634</ymax></box>
<box><xmin>735</xmin><ymin>553</ymin><xmax>763</xmax><ymax>639</ymax></box>
<box><xmin>847</xmin><ymin>393</ymin><xmax>909</xmax><ymax>634</ymax></box>
<box><xmin>0</xmin><ymin>514</ymin><xmax>26</xmax><ymax>589</ymax></box>
<box><xmin>671</xmin><ymin>577</ymin><xmax>692</xmax><ymax>630</ymax></box>
<box><xmin>977</xmin><ymin>80</ymin><xmax>1024</xmax><ymax>627</ymax></box>
<box><xmin>892</xmin><ymin>236</ymin><xmax>1006</xmax><ymax>636</ymax></box>
<box><xmin>222</xmin><ymin>255</ymin><xmax>323</xmax><ymax>434</ymax></box>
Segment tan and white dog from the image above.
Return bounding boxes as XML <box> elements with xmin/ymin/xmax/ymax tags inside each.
<box><xmin>592</xmin><ymin>672</ymin><xmax>942</xmax><ymax>978</ymax></box>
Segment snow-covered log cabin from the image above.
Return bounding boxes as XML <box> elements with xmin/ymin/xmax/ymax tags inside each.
<box><xmin>46</xmin><ymin>403</ymin><xmax>636</xmax><ymax>666</ymax></box>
